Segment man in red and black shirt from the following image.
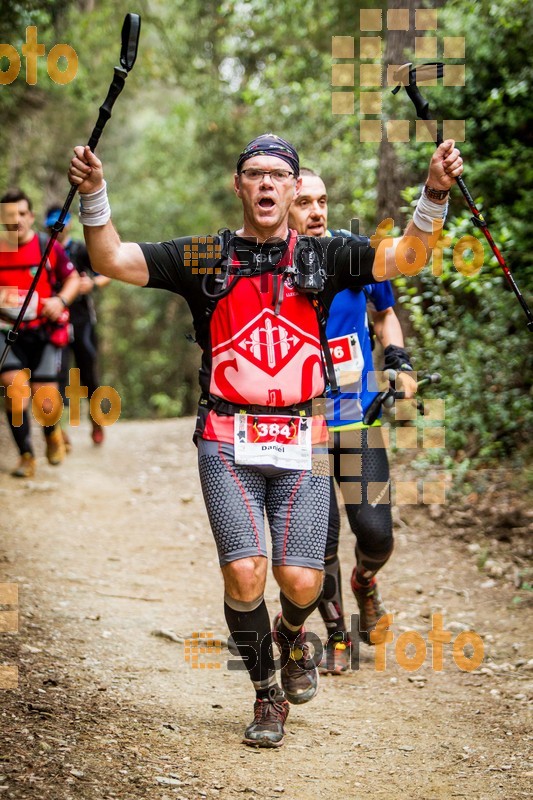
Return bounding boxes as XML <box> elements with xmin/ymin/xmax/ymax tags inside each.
<box><xmin>0</xmin><ymin>189</ymin><xmax>80</xmax><ymax>477</ymax></box>
<box><xmin>68</xmin><ymin>133</ymin><xmax>463</xmax><ymax>747</ymax></box>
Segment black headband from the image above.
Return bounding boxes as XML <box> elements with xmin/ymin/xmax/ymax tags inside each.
<box><xmin>236</xmin><ymin>134</ymin><xmax>299</xmax><ymax>176</ymax></box>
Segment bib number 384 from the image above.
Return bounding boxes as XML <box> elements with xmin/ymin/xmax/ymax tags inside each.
<box><xmin>234</xmin><ymin>413</ymin><xmax>312</xmax><ymax>470</ymax></box>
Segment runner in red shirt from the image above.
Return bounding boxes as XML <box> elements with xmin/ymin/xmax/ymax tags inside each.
<box><xmin>68</xmin><ymin>133</ymin><xmax>463</xmax><ymax>747</ymax></box>
<box><xmin>0</xmin><ymin>189</ymin><xmax>80</xmax><ymax>477</ymax></box>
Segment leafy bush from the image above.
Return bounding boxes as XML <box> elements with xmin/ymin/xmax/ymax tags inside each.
<box><xmin>395</xmin><ymin>192</ymin><xmax>533</xmax><ymax>469</ymax></box>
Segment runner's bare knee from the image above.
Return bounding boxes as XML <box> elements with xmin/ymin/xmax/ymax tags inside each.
<box><xmin>274</xmin><ymin>565</ymin><xmax>324</xmax><ymax>605</ymax></box>
<box><xmin>222</xmin><ymin>556</ymin><xmax>267</xmax><ymax>602</ymax></box>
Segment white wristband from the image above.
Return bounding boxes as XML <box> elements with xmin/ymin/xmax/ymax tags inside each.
<box><xmin>79</xmin><ymin>181</ymin><xmax>111</xmax><ymax>227</ymax></box>
<box><xmin>412</xmin><ymin>191</ymin><xmax>448</xmax><ymax>233</ymax></box>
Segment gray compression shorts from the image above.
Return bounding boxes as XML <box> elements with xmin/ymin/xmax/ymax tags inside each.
<box><xmin>197</xmin><ymin>438</ymin><xmax>330</xmax><ymax>570</ymax></box>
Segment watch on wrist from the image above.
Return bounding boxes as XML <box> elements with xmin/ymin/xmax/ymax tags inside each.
<box><xmin>424</xmin><ymin>183</ymin><xmax>450</xmax><ymax>202</ymax></box>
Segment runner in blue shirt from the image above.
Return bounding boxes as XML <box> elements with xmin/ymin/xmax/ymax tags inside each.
<box><xmin>290</xmin><ymin>168</ymin><xmax>417</xmax><ymax>673</ymax></box>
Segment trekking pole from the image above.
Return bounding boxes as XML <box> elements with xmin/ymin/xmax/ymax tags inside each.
<box><xmin>0</xmin><ymin>13</ymin><xmax>141</xmax><ymax>373</ymax></box>
<box><xmin>363</xmin><ymin>370</ymin><xmax>441</xmax><ymax>426</ymax></box>
<box><xmin>392</xmin><ymin>62</ymin><xmax>533</xmax><ymax>333</ymax></box>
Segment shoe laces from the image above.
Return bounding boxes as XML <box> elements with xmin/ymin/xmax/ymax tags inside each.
<box><xmin>254</xmin><ymin>689</ymin><xmax>287</xmax><ymax>722</ymax></box>
<box><xmin>275</xmin><ymin>618</ymin><xmax>317</xmax><ymax>670</ymax></box>
<box><xmin>283</xmin><ymin>633</ymin><xmax>314</xmax><ymax>668</ymax></box>
<box><xmin>360</xmin><ymin>582</ymin><xmax>384</xmax><ymax>621</ymax></box>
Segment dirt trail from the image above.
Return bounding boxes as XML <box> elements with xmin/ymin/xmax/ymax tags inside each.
<box><xmin>0</xmin><ymin>417</ymin><xmax>531</xmax><ymax>800</ymax></box>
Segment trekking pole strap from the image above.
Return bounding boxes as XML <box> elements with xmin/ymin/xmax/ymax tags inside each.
<box><xmin>392</xmin><ymin>62</ymin><xmax>533</xmax><ymax>332</ymax></box>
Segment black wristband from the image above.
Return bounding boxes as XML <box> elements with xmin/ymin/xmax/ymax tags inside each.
<box><xmin>424</xmin><ymin>183</ymin><xmax>450</xmax><ymax>202</ymax></box>
<box><xmin>58</xmin><ymin>295</ymin><xmax>68</xmax><ymax>308</ymax></box>
<box><xmin>383</xmin><ymin>344</ymin><xmax>414</xmax><ymax>373</ymax></box>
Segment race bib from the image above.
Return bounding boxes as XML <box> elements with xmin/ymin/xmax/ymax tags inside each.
<box><xmin>328</xmin><ymin>333</ymin><xmax>363</xmax><ymax>387</ymax></box>
<box><xmin>234</xmin><ymin>413</ymin><xmax>312</xmax><ymax>470</ymax></box>
<box><xmin>0</xmin><ymin>287</ymin><xmax>39</xmax><ymax>321</ymax></box>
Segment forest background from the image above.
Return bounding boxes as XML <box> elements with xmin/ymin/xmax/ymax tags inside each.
<box><xmin>0</xmin><ymin>0</ymin><xmax>531</xmax><ymax>480</ymax></box>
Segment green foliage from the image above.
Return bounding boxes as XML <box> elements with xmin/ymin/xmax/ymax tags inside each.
<box><xmin>383</xmin><ymin>0</ymin><xmax>533</xmax><ymax>470</ymax></box>
<box><xmin>0</xmin><ymin>0</ymin><xmax>531</xmax><ymax>452</ymax></box>
<box><xmin>395</xmin><ymin>196</ymin><xmax>533</xmax><ymax>467</ymax></box>
<box><xmin>98</xmin><ymin>283</ymin><xmax>200</xmax><ymax>419</ymax></box>
<box><xmin>398</xmin><ymin>0</ymin><xmax>533</xmax><ymax>280</ymax></box>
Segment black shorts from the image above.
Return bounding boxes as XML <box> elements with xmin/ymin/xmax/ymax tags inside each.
<box><xmin>0</xmin><ymin>328</ymin><xmax>62</xmax><ymax>382</ymax></box>
<box><xmin>326</xmin><ymin>425</ymin><xmax>393</xmax><ymax>557</ymax></box>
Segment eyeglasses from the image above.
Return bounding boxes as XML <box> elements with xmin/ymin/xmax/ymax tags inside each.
<box><xmin>239</xmin><ymin>168</ymin><xmax>295</xmax><ymax>183</ymax></box>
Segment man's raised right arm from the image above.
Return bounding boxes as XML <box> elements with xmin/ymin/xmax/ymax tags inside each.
<box><xmin>68</xmin><ymin>146</ymin><xmax>149</xmax><ymax>287</ymax></box>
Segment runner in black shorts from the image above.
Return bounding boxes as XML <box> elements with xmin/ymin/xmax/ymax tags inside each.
<box><xmin>68</xmin><ymin>133</ymin><xmax>463</xmax><ymax>747</ymax></box>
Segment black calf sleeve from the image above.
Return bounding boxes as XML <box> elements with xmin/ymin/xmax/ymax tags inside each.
<box><xmin>6</xmin><ymin>410</ymin><xmax>32</xmax><ymax>456</ymax></box>
<box><xmin>278</xmin><ymin>588</ymin><xmax>323</xmax><ymax>640</ymax></box>
<box><xmin>224</xmin><ymin>595</ymin><xmax>276</xmax><ymax>691</ymax></box>
<box><xmin>354</xmin><ymin>543</ymin><xmax>394</xmax><ymax>584</ymax></box>
<box><xmin>318</xmin><ymin>555</ymin><xmax>346</xmax><ymax>633</ymax></box>
<box><xmin>329</xmin><ymin>427</ymin><xmax>394</xmax><ymax>560</ymax></box>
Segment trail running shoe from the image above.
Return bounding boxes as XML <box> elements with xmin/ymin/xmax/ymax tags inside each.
<box><xmin>243</xmin><ymin>687</ymin><xmax>289</xmax><ymax>748</ymax></box>
<box><xmin>11</xmin><ymin>452</ymin><xmax>36</xmax><ymax>479</ymax></box>
<box><xmin>319</xmin><ymin>632</ymin><xmax>351</xmax><ymax>675</ymax></box>
<box><xmin>272</xmin><ymin>614</ymin><xmax>319</xmax><ymax>705</ymax></box>
<box><xmin>351</xmin><ymin>570</ymin><xmax>387</xmax><ymax>645</ymax></box>
<box><xmin>45</xmin><ymin>427</ymin><xmax>66</xmax><ymax>466</ymax></box>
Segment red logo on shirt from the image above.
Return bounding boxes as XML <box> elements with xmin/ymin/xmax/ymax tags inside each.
<box><xmin>232</xmin><ymin>309</ymin><xmax>310</xmax><ymax>377</ymax></box>
<box><xmin>209</xmin><ymin>277</ymin><xmax>325</xmax><ymax>407</ymax></box>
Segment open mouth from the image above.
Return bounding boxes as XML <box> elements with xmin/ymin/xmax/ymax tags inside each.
<box><xmin>258</xmin><ymin>198</ymin><xmax>275</xmax><ymax>209</ymax></box>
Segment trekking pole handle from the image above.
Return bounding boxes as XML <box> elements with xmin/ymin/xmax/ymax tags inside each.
<box><xmin>87</xmin><ymin>67</ymin><xmax>127</xmax><ymax>152</ymax></box>
<box><xmin>392</xmin><ymin>63</ymin><xmax>533</xmax><ymax>333</ymax></box>
<box><xmin>388</xmin><ymin>371</ymin><xmax>441</xmax><ymax>399</ymax></box>
<box><xmin>362</xmin><ymin>371</ymin><xmax>441</xmax><ymax>426</ymax></box>
<box><xmin>416</xmin><ymin>372</ymin><xmax>441</xmax><ymax>391</ymax></box>
<box><xmin>0</xmin><ymin>14</ymin><xmax>141</xmax><ymax>374</ymax></box>
<box><xmin>362</xmin><ymin>368</ymin><xmax>397</xmax><ymax>426</ymax></box>
<box><xmin>87</xmin><ymin>14</ymin><xmax>141</xmax><ymax>152</ymax></box>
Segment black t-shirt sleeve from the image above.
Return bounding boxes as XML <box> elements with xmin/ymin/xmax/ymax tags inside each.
<box><xmin>139</xmin><ymin>238</ymin><xmax>193</xmax><ymax>295</ymax></box>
